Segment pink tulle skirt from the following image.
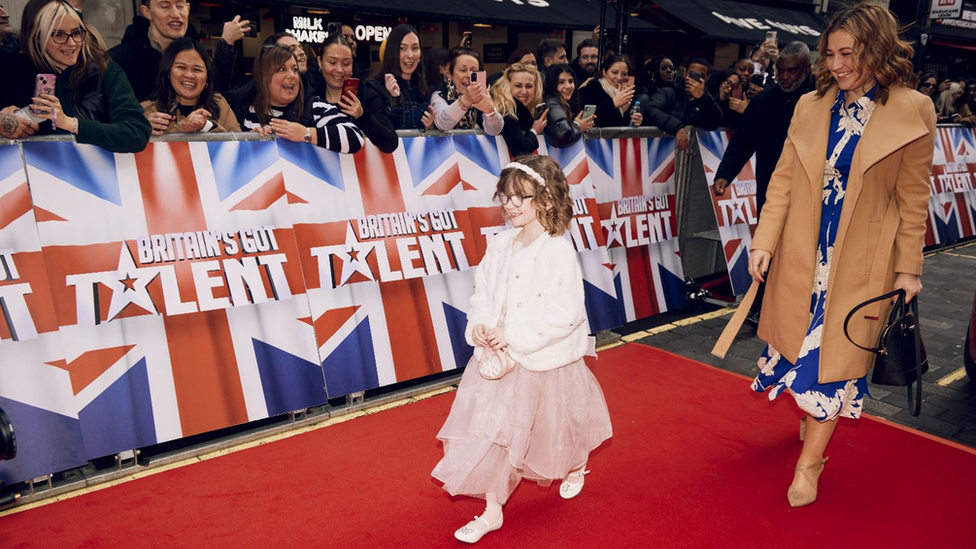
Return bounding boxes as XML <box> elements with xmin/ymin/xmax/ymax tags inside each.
<box><xmin>431</xmin><ymin>356</ymin><xmax>612</xmax><ymax>504</ymax></box>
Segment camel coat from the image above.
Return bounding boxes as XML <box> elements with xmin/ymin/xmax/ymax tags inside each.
<box><xmin>751</xmin><ymin>85</ymin><xmax>936</xmax><ymax>384</ymax></box>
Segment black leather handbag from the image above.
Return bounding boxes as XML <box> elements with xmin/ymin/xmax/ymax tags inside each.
<box><xmin>843</xmin><ymin>289</ymin><xmax>928</xmax><ymax>416</ymax></box>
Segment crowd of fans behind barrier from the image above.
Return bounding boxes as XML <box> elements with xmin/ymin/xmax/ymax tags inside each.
<box><xmin>0</xmin><ymin>0</ymin><xmax>964</xmax><ymax>155</ymax></box>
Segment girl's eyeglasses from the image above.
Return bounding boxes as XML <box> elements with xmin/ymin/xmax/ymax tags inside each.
<box><xmin>50</xmin><ymin>28</ymin><xmax>87</xmax><ymax>44</ymax></box>
<box><xmin>496</xmin><ymin>194</ymin><xmax>533</xmax><ymax>207</ymax></box>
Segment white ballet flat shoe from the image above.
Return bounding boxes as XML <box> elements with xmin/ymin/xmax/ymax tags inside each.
<box><xmin>454</xmin><ymin>513</ymin><xmax>503</xmax><ymax>544</ymax></box>
<box><xmin>559</xmin><ymin>469</ymin><xmax>591</xmax><ymax>500</ymax></box>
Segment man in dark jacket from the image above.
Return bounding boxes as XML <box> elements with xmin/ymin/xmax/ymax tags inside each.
<box><xmin>712</xmin><ymin>41</ymin><xmax>813</xmax><ymax>214</ymax></box>
<box><xmin>646</xmin><ymin>58</ymin><xmax>723</xmax><ymax>150</ymax></box>
<box><xmin>109</xmin><ymin>0</ymin><xmax>247</xmax><ymax>102</ymax></box>
<box><xmin>569</xmin><ymin>39</ymin><xmax>599</xmax><ymax>87</ymax></box>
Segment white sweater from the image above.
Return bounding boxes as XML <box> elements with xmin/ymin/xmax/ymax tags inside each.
<box><xmin>465</xmin><ymin>228</ymin><xmax>592</xmax><ymax>371</ymax></box>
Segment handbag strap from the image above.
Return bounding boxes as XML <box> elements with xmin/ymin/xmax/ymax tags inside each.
<box><xmin>842</xmin><ymin>289</ymin><xmax>906</xmax><ymax>353</ymax></box>
<box><xmin>907</xmin><ymin>296</ymin><xmax>923</xmax><ymax>417</ymax></box>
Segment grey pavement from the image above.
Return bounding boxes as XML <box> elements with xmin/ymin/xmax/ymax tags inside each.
<box><xmin>617</xmin><ymin>240</ymin><xmax>976</xmax><ymax>449</ymax></box>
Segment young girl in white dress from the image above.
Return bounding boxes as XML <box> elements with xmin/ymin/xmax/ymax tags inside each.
<box><xmin>431</xmin><ymin>155</ymin><xmax>613</xmax><ymax>544</ymax></box>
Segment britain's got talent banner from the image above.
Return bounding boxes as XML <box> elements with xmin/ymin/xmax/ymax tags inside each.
<box><xmin>696</xmin><ymin>127</ymin><xmax>976</xmax><ymax>296</ymax></box>
<box><xmin>0</xmin><ymin>134</ymin><xmax>685</xmax><ymax>484</ymax></box>
<box><xmin>697</xmin><ymin>130</ymin><xmax>759</xmax><ymax>296</ymax></box>
<box><xmin>927</xmin><ymin>126</ymin><xmax>976</xmax><ymax>246</ymax></box>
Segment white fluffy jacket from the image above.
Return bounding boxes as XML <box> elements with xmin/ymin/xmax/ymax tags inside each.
<box><xmin>465</xmin><ymin>228</ymin><xmax>592</xmax><ymax>371</ymax></box>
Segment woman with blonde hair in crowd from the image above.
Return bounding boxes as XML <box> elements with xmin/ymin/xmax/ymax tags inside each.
<box><xmin>936</xmin><ymin>82</ymin><xmax>962</xmax><ymax>123</ymax></box>
<box><xmin>728</xmin><ymin>2</ymin><xmax>935</xmax><ymax>508</ymax></box>
<box><xmin>20</xmin><ymin>0</ymin><xmax>150</xmax><ymax>152</ymax></box>
<box><xmin>490</xmin><ymin>63</ymin><xmax>547</xmax><ymax>156</ymax></box>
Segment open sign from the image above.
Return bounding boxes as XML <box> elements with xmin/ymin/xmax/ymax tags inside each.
<box><xmin>355</xmin><ymin>25</ymin><xmax>392</xmax><ymax>43</ymax></box>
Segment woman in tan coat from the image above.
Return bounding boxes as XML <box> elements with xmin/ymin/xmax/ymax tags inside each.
<box><xmin>746</xmin><ymin>3</ymin><xmax>935</xmax><ymax>507</ymax></box>
<box><xmin>142</xmin><ymin>38</ymin><xmax>241</xmax><ymax>135</ymax></box>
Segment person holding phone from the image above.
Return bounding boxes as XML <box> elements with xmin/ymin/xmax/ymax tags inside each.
<box><xmin>935</xmin><ymin>82</ymin><xmax>962</xmax><ymax>124</ymax></box>
<box><xmin>705</xmin><ymin>69</ymin><xmax>743</xmax><ymax>130</ymax></box>
<box><xmin>429</xmin><ymin>48</ymin><xmax>503</xmax><ymax>134</ymax></box>
<box><xmin>489</xmin><ymin>63</ymin><xmax>547</xmax><ymax>156</ymax></box>
<box><xmin>142</xmin><ymin>38</ymin><xmax>240</xmax><ymax>134</ymax></box>
<box><xmin>542</xmin><ymin>63</ymin><xmax>595</xmax><ymax>148</ymax></box>
<box><xmin>361</xmin><ymin>24</ymin><xmax>433</xmax><ymax>131</ymax></box>
<box><xmin>646</xmin><ymin>57</ymin><xmax>722</xmax><ymax>150</ymax></box>
<box><xmin>578</xmin><ymin>55</ymin><xmax>643</xmax><ymax>128</ymax></box>
<box><xmin>21</xmin><ymin>1</ymin><xmax>150</xmax><ymax>152</ymax></box>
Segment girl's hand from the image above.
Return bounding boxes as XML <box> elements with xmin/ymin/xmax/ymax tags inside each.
<box><xmin>728</xmin><ymin>97</ymin><xmax>748</xmax><ymax>114</ymax></box>
<box><xmin>749</xmin><ymin>249</ymin><xmax>772</xmax><ymax>283</ymax></box>
<box><xmin>486</xmin><ymin>326</ymin><xmax>507</xmax><ymax>350</ymax></box>
<box><xmin>893</xmin><ymin>273</ymin><xmax>923</xmax><ymax>303</ymax></box>
<box><xmin>385</xmin><ymin>73</ymin><xmax>401</xmax><ymax>98</ymax></box>
<box><xmin>31</xmin><ymin>93</ymin><xmax>76</xmax><ymax>132</ymax></box>
<box><xmin>471</xmin><ymin>324</ymin><xmax>490</xmax><ymax>347</ymax></box>
<box><xmin>147</xmin><ymin>111</ymin><xmax>173</xmax><ymax>135</ymax></box>
<box><xmin>531</xmin><ymin>109</ymin><xmax>548</xmax><ymax>134</ymax></box>
<box><xmin>181</xmin><ymin>108</ymin><xmax>211</xmax><ymax>133</ymax></box>
<box><xmin>268</xmin><ymin>118</ymin><xmax>308</xmax><ymax>142</ymax></box>
<box><xmin>612</xmin><ymin>86</ymin><xmax>634</xmax><ymax>108</ymax></box>
<box><xmin>630</xmin><ymin>110</ymin><xmax>643</xmax><ymax>127</ymax></box>
<box><xmin>575</xmin><ymin>111</ymin><xmax>596</xmax><ymax>132</ymax></box>
<box><xmin>339</xmin><ymin>90</ymin><xmax>364</xmax><ymax>119</ymax></box>
<box><xmin>675</xmin><ymin>127</ymin><xmax>690</xmax><ymax>150</ymax></box>
<box><xmin>421</xmin><ymin>105</ymin><xmax>435</xmax><ymax>129</ymax></box>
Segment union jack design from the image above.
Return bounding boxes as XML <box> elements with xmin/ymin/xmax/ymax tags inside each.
<box><xmin>587</xmin><ymin>137</ymin><xmax>687</xmax><ymax>323</ymax></box>
<box><xmin>697</xmin><ymin>131</ymin><xmax>759</xmax><ymax>295</ymax></box>
<box><xmin>0</xmin><ymin>141</ymin><xmax>328</xmax><ymax>485</ymax></box>
<box><xmin>928</xmin><ymin>126</ymin><xmax>976</xmax><ymax>246</ymax></box>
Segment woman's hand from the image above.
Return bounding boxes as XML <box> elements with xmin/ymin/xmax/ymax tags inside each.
<box><xmin>471</xmin><ymin>324</ymin><xmax>489</xmax><ymax>347</ymax></box>
<box><xmin>421</xmin><ymin>105</ymin><xmax>435</xmax><ymax>129</ymax></box>
<box><xmin>728</xmin><ymin>97</ymin><xmax>748</xmax><ymax>114</ymax></box>
<box><xmin>31</xmin><ymin>93</ymin><xmax>77</xmax><ymax>133</ymax></box>
<box><xmin>613</xmin><ymin>85</ymin><xmax>635</xmax><ymax>108</ymax></box>
<box><xmin>338</xmin><ymin>91</ymin><xmax>364</xmax><ymax>119</ymax></box>
<box><xmin>575</xmin><ymin>111</ymin><xmax>596</xmax><ymax>132</ymax></box>
<box><xmin>251</xmin><ymin>124</ymin><xmax>274</xmax><ymax>138</ymax></box>
<box><xmin>531</xmin><ymin>109</ymin><xmax>548</xmax><ymax>134</ymax></box>
<box><xmin>939</xmin><ymin>79</ymin><xmax>952</xmax><ymax>93</ymax></box>
<box><xmin>268</xmin><ymin>118</ymin><xmax>307</xmax><ymax>142</ymax></box>
<box><xmin>180</xmin><ymin>108</ymin><xmax>212</xmax><ymax>133</ymax></box>
<box><xmin>630</xmin><ymin>110</ymin><xmax>643</xmax><ymax>127</ymax></box>
<box><xmin>746</xmin><ymin>83</ymin><xmax>764</xmax><ymax>97</ymax></box>
<box><xmin>146</xmin><ymin>111</ymin><xmax>173</xmax><ymax>135</ymax></box>
<box><xmin>748</xmin><ymin>249</ymin><xmax>772</xmax><ymax>283</ymax></box>
<box><xmin>468</xmin><ymin>82</ymin><xmax>495</xmax><ymax>114</ymax></box>
<box><xmin>675</xmin><ymin>127</ymin><xmax>690</xmax><ymax>150</ymax></box>
<box><xmin>384</xmin><ymin>73</ymin><xmax>401</xmax><ymax>98</ymax></box>
<box><xmin>761</xmin><ymin>42</ymin><xmax>779</xmax><ymax>63</ymax></box>
<box><xmin>486</xmin><ymin>326</ymin><xmax>508</xmax><ymax>350</ymax></box>
<box><xmin>893</xmin><ymin>273</ymin><xmax>923</xmax><ymax>303</ymax></box>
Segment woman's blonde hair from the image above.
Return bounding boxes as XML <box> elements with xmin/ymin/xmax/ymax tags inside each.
<box><xmin>494</xmin><ymin>155</ymin><xmax>573</xmax><ymax>236</ymax></box>
<box><xmin>27</xmin><ymin>1</ymin><xmax>107</xmax><ymax>88</ymax></box>
<box><xmin>936</xmin><ymin>83</ymin><xmax>961</xmax><ymax>118</ymax></box>
<box><xmin>814</xmin><ymin>2</ymin><xmax>916</xmax><ymax>105</ymax></box>
<box><xmin>490</xmin><ymin>63</ymin><xmax>543</xmax><ymax>119</ymax></box>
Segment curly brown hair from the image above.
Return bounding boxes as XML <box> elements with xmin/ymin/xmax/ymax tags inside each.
<box><xmin>814</xmin><ymin>2</ymin><xmax>916</xmax><ymax>105</ymax></box>
<box><xmin>494</xmin><ymin>155</ymin><xmax>573</xmax><ymax>237</ymax></box>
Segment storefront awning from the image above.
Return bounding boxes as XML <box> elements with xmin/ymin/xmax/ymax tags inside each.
<box><xmin>269</xmin><ymin>0</ymin><xmax>659</xmax><ymax>31</ymax></box>
<box><xmin>650</xmin><ymin>0</ymin><xmax>825</xmax><ymax>45</ymax></box>
<box><xmin>931</xmin><ymin>2</ymin><xmax>976</xmax><ymax>46</ymax></box>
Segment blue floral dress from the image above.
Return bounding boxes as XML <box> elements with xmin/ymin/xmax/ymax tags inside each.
<box><xmin>751</xmin><ymin>86</ymin><xmax>878</xmax><ymax>422</ymax></box>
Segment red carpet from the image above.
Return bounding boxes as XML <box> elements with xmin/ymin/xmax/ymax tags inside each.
<box><xmin>2</xmin><ymin>343</ymin><xmax>974</xmax><ymax>548</ymax></box>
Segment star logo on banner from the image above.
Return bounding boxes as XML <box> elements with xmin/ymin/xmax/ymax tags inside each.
<box><xmin>105</xmin><ymin>244</ymin><xmax>161</xmax><ymax>321</ymax></box>
<box><xmin>336</xmin><ymin>222</ymin><xmax>377</xmax><ymax>286</ymax></box>
<box><xmin>601</xmin><ymin>204</ymin><xmax>624</xmax><ymax>248</ymax></box>
<box><xmin>730</xmin><ymin>198</ymin><xmax>748</xmax><ymax>226</ymax></box>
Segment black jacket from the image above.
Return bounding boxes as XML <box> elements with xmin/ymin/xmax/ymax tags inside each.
<box><xmin>356</xmin><ymin>81</ymin><xmax>400</xmax><ymax>153</ymax></box>
<box><xmin>109</xmin><ymin>17</ymin><xmax>236</xmax><ymax>102</ymax></box>
<box><xmin>569</xmin><ymin>58</ymin><xmax>596</xmax><ymax>89</ymax></box>
<box><xmin>499</xmin><ymin>101</ymin><xmax>539</xmax><ymax>157</ymax></box>
<box><xmin>646</xmin><ymin>85</ymin><xmax>723</xmax><ymax>135</ymax></box>
<box><xmin>0</xmin><ymin>50</ymin><xmax>36</xmax><ymax>108</ymax></box>
<box><xmin>714</xmin><ymin>80</ymin><xmax>814</xmax><ymax>214</ymax></box>
<box><xmin>578</xmin><ymin>79</ymin><xmax>629</xmax><ymax>128</ymax></box>
<box><xmin>543</xmin><ymin>96</ymin><xmax>582</xmax><ymax>148</ymax></box>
